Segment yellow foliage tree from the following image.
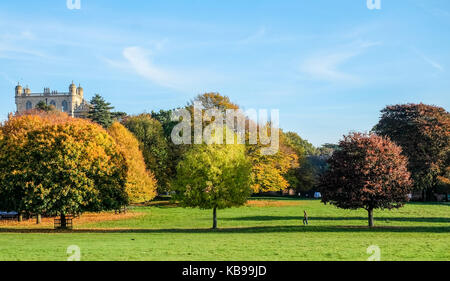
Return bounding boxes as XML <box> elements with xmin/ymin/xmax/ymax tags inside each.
<box><xmin>247</xmin><ymin>128</ymin><xmax>299</xmax><ymax>193</ymax></box>
<box><xmin>0</xmin><ymin>112</ymin><xmax>128</xmax><ymax>227</ymax></box>
<box><xmin>108</xmin><ymin>122</ymin><xmax>157</xmax><ymax>203</ymax></box>
<box><xmin>189</xmin><ymin>93</ymin><xmax>301</xmax><ymax>194</ymax></box>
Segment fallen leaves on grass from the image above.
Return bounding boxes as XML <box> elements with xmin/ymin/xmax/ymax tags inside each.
<box><xmin>0</xmin><ymin>211</ymin><xmax>144</xmax><ymax>229</ymax></box>
<box><xmin>245</xmin><ymin>200</ymin><xmax>304</xmax><ymax>207</ymax></box>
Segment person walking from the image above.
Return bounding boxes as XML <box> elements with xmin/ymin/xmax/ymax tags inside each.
<box><xmin>303</xmin><ymin>210</ymin><xmax>308</xmax><ymax>226</ymax></box>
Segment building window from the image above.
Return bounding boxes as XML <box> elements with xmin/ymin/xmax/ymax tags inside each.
<box><xmin>62</xmin><ymin>100</ymin><xmax>68</xmax><ymax>112</ymax></box>
<box><xmin>50</xmin><ymin>100</ymin><xmax>56</xmax><ymax>107</ymax></box>
<box><xmin>26</xmin><ymin>101</ymin><xmax>32</xmax><ymax>110</ymax></box>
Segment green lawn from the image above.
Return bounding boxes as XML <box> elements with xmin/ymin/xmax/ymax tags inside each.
<box><xmin>0</xmin><ymin>198</ymin><xmax>449</xmax><ymax>261</ymax></box>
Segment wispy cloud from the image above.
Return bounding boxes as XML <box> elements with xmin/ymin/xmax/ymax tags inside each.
<box><xmin>422</xmin><ymin>56</ymin><xmax>444</xmax><ymax>71</ymax></box>
<box><xmin>412</xmin><ymin>48</ymin><xmax>444</xmax><ymax>72</ymax></box>
<box><xmin>104</xmin><ymin>45</ymin><xmax>224</xmax><ymax>93</ymax></box>
<box><xmin>237</xmin><ymin>27</ymin><xmax>266</xmax><ymax>45</ymax></box>
<box><xmin>122</xmin><ymin>46</ymin><xmax>182</xmax><ymax>89</ymax></box>
<box><xmin>299</xmin><ymin>41</ymin><xmax>381</xmax><ymax>83</ymax></box>
<box><xmin>299</xmin><ymin>52</ymin><xmax>359</xmax><ymax>82</ymax></box>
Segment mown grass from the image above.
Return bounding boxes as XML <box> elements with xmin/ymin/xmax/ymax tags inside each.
<box><xmin>0</xmin><ymin>198</ymin><xmax>448</xmax><ymax>261</ymax></box>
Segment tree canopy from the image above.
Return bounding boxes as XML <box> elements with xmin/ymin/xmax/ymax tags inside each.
<box><xmin>122</xmin><ymin>114</ymin><xmax>171</xmax><ymax>193</ymax></box>
<box><xmin>190</xmin><ymin>93</ymin><xmax>303</xmax><ymax>194</ymax></box>
<box><xmin>108</xmin><ymin>122</ymin><xmax>158</xmax><ymax>203</ymax></box>
<box><xmin>88</xmin><ymin>94</ymin><xmax>115</xmax><ymax>128</ymax></box>
<box><xmin>0</xmin><ymin>112</ymin><xmax>128</xmax><ymax>226</ymax></box>
<box><xmin>319</xmin><ymin>133</ymin><xmax>412</xmax><ymax>227</ymax></box>
<box><xmin>172</xmin><ymin>135</ymin><xmax>252</xmax><ymax>229</ymax></box>
<box><xmin>35</xmin><ymin>101</ymin><xmax>55</xmax><ymax>112</ymax></box>
<box><xmin>373</xmin><ymin>103</ymin><xmax>450</xmax><ymax>199</ymax></box>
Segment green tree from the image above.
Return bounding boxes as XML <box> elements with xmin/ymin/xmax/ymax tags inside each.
<box><xmin>111</xmin><ymin>111</ymin><xmax>128</xmax><ymax>122</ymax></box>
<box><xmin>152</xmin><ymin>109</ymin><xmax>183</xmax><ymax>139</ymax></box>
<box><xmin>284</xmin><ymin>131</ymin><xmax>317</xmax><ymax>156</ymax></box>
<box><xmin>123</xmin><ymin>114</ymin><xmax>171</xmax><ymax>193</ymax></box>
<box><xmin>189</xmin><ymin>93</ymin><xmax>299</xmax><ymax>194</ymax></box>
<box><xmin>88</xmin><ymin>94</ymin><xmax>114</xmax><ymax>128</ymax></box>
<box><xmin>151</xmin><ymin>109</ymin><xmax>190</xmax><ymax>184</ymax></box>
<box><xmin>283</xmin><ymin>131</ymin><xmax>317</xmax><ymax>192</ymax></box>
<box><xmin>172</xmin><ymin>141</ymin><xmax>252</xmax><ymax>229</ymax></box>
<box><xmin>35</xmin><ymin>101</ymin><xmax>55</xmax><ymax>112</ymax></box>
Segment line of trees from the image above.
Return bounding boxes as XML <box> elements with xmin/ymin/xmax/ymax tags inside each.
<box><xmin>1</xmin><ymin>92</ymin><xmax>447</xmax><ymax>229</ymax></box>
<box><xmin>0</xmin><ymin>110</ymin><xmax>157</xmax><ymax>228</ymax></box>
<box><xmin>319</xmin><ymin>103</ymin><xmax>449</xmax><ymax>227</ymax></box>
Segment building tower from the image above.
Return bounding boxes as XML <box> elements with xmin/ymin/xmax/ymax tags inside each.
<box><xmin>15</xmin><ymin>83</ymin><xmax>23</xmax><ymax>96</ymax></box>
<box><xmin>77</xmin><ymin>84</ymin><xmax>84</xmax><ymax>98</ymax></box>
<box><xmin>24</xmin><ymin>85</ymin><xmax>31</xmax><ymax>95</ymax></box>
<box><xmin>69</xmin><ymin>81</ymin><xmax>77</xmax><ymax>95</ymax></box>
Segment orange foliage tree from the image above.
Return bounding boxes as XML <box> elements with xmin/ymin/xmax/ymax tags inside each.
<box><xmin>108</xmin><ymin>122</ymin><xmax>157</xmax><ymax>203</ymax></box>
<box><xmin>0</xmin><ymin>112</ymin><xmax>128</xmax><ymax>227</ymax></box>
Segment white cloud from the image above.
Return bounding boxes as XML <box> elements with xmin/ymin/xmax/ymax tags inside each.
<box><xmin>105</xmin><ymin>46</ymin><xmax>224</xmax><ymax>93</ymax></box>
<box><xmin>420</xmin><ymin>54</ymin><xmax>444</xmax><ymax>71</ymax></box>
<box><xmin>238</xmin><ymin>27</ymin><xmax>266</xmax><ymax>45</ymax></box>
<box><xmin>299</xmin><ymin>52</ymin><xmax>359</xmax><ymax>82</ymax></box>
<box><xmin>411</xmin><ymin>48</ymin><xmax>444</xmax><ymax>72</ymax></box>
<box><xmin>299</xmin><ymin>41</ymin><xmax>381</xmax><ymax>83</ymax></box>
<box><xmin>122</xmin><ymin>46</ymin><xmax>181</xmax><ymax>89</ymax></box>
<box><xmin>423</xmin><ymin>56</ymin><xmax>444</xmax><ymax>71</ymax></box>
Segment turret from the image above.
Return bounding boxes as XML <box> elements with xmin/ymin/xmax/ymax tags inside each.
<box><xmin>69</xmin><ymin>81</ymin><xmax>76</xmax><ymax>95</ymax></box>
<box><xmin>24</xmin><ymin>85</ymin><xmax>31</xmax><ymax>95</ymax></box>
<box><xmin>77</xmin><ymin>84</ymin><xmax>84</xmax><ymax>98</ymax></box>
<box><xmin>15</xmin><ymin>83</ymin><xmax>23</xmax><ymax>96</ymax></box>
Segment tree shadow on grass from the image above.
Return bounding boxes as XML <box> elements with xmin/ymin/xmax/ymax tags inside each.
<box><xmin>407</xmin><ymin>202</ymin><xmax>450</xmax><ymax>207</ymax></box>
<box><xmin>1</xmin><ymin>225</ymin><xmax>449</xmax><ymax>234</ymax></box>
<box><xmin>250</xmin><ymin>196</ymin><xmax>308</xmax><ymax>201</ymax></box>
<box><xmin>223</xmin><ymin>216</ymin><xmax>450</xmax><ymax>224</ymax></box>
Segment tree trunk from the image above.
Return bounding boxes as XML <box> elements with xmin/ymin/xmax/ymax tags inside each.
<box><xmin>60</xmin><ymin>214</ymin><xmax>67</xmax><ymax>229</ymax></box>
<box><xmin>368</xmin><ymin>208</ymin><xmax>374</xmax><ymax>228</ymax></box>
<box><xmin>426</xmin><ymin>188</ymin><xmax>434</xmax><ymax>201</ymax></box>
<box><xmin>36</xmin><ymin>214</ymin><xmax>41</xmax><ymax>224</ymax></box>
<box><xmin>212</xmin><ymin>207</ymin><xmax>217</xmax><ymax>229</ymax></box>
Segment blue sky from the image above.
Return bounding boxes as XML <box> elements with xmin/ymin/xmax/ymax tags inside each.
<box><xmin>0</xmin><ymin>0</ymin><xmax>449</xmax><ymax>146</ymax></box>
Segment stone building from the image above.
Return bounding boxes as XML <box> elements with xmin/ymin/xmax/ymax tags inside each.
<box><xmin>15</xmin><ymin>82</ymin><xmax>91</xmax><ymax>118</ymax></box>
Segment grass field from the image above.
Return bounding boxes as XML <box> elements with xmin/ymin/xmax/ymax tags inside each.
<box><xmin>0</xmin><ymin>198</ymin><xmax>449</xmax><ymax>261</ymax></box>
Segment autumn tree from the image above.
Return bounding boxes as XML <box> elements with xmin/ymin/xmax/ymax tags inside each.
<box><xmin>436</xmin><ymin>150</ymin><xmax>450</xmax><ymax>200</ymax></box>
<box><xmin>189</xmin><ymin>93</ymin><xmax>299</xmax><ymax>194</ymax></box>
<box><xmin>319</xmin><ymin>133</ymin><xmax>412</xmax><ymax>227</ymax></box>
<box><xmin>247</xmin><ymin>130</ymin><xmax>299</xmax><ymax>193</ymax></box>
<box><xmin>172</xmin><ymin>136</ymin><xmax>252</xmax><ymax>229</ymax></box>
<box><xmin>0</xmin><ymin>112</ymin><xmax>128</xmax><ymax>228</ymax></box>
<box><xmin>122</xmin><ymin>114</ymin><xmax>171</xmax><ymax>193</ymax></box>
<box><xmin>108</xmin><ymin>122</ymin><xmax>158</xmax><ymax>203</ymax></box>
<box><xmin>373</xmin><ymin>103</ymin><xmax>450</xmax><ymax>200</ymax></box>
